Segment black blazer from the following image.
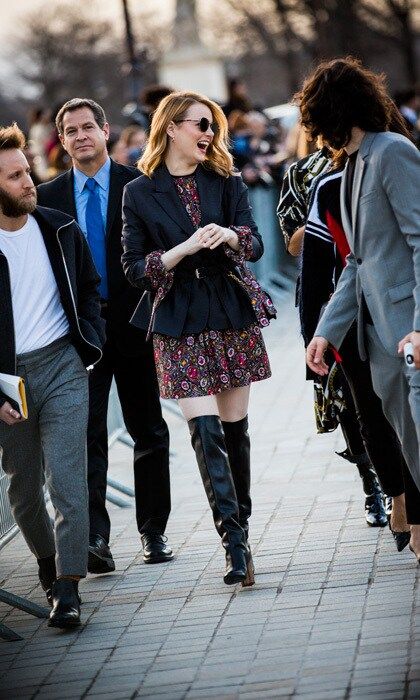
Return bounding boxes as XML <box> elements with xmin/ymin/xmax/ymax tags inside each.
<box><xmin>37</xmin><ymin>160</ymin><xmax>147</xmax><ymax>355</ymax></box>
<box><xmin>0</xmin><ymin>206</ymin><xmax>105</xmax><ymax>407</ymax></box>
<box><xmin>122</xmin><ymin>163</ymin><xmax>263</xmax><ymax>337</ymax></box>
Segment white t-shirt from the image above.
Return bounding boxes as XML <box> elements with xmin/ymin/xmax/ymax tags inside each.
<box><xmin>0</xmin><ymin>215</ymin><xmax>70</xmax><ymax>354</ymax></box>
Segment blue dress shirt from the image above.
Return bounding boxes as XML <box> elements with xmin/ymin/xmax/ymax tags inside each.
<box><xmin>73</xmin><ymin>158</ymin><xmax>110</xmax><ymax>299</ymax></box>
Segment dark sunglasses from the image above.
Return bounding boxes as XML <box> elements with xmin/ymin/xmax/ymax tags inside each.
<box><xmin>175</xmin><ymin>117</ymin><xmax>218</xmax><ymax>134</ymax></box>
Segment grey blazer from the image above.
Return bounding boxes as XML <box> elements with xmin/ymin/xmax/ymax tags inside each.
<box><xmin>316</xmin><ymin>131</ymin><xmax>420</xmax><ymax>358</ymax></box>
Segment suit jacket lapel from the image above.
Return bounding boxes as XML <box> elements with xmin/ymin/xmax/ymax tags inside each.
<box><xmin>195</xmin><ymin>165</ymin><xmax>222</xmax><ymax>227</ymax></box>
<box><xmin>105</xmin><ymin>160</ymin><xmax>125</xmax><ymax>237</ymax></box>
<box><xmin>60</xmin><ymin>170</ymin><xmax>77</xmax><ymax>220</ymax></box>
<box><xmin>351</xmin><ymin>155</ymin><xmax>365</xmax><ymax>237</ymax></box>
<box><xmin>151</xmin><ymin>164</ymin><xmax>196</xmax><ymax>237</ymax></box>
<box><xmin>340</xmin><ymin>162</ymin><xmax>352</xmax><ymax>240</ymax></box>
<box><xmin>350</xmin><ymin>132</ymin><xmax>377</xmax><ymax>238</ymax></box>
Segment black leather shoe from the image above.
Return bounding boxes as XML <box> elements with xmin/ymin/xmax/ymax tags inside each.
<box><xmin>88</xmin><ymin>534</ymin><xmax>116</xmax><ymax>574</ymax></box>
<box><xmin>223</xmin><ymin>532</ymin><xmax>248</xmax><ymax>585</ymax></box>
<box><xmin>141</xmin><ymin>533</ymin><xmax>173</xmax><ymax>564</ymax></box>
<box><xmin>358</xmin><ymin>465</ymin><xmax>387</xmax><ymax>527</ymax></box>
<box><xmin>48</xmin><ymin>579</ymin><xmax>81</xmax><ymax>628</ymax></box>
<box><xmin>364</xmin><ymin>493</ymin><xmax>388</xmax><ymax>527</ymax></box>
<box><xmin>37</xmin><ymin>555</ymin><xmax>56</xmax><ymax>607</ymax></box>
<box><xmin>388</xmin><ymin>521</ymin><xmax>411</xmax><ymax>552</ymax></box>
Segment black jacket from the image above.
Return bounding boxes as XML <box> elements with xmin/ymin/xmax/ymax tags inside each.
<box><xmin>122</xmin><ymin>164</ymin><xmax>264</xmax><ymax>337</ymax></box>
<box><xmin>37</xmin><ymin>160</ymin><xmax>147</xmax><ymax>355</ymax></box>
<box><xmin>0</xmin><ymin>206</ymin><xmax>105</xmax><ymax>407</ymax></box>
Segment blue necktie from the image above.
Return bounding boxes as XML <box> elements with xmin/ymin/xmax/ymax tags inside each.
<box><xmin>85</xmin><ymin>177</ymin><xmax>108</xmax><ymax>300</ymax></box>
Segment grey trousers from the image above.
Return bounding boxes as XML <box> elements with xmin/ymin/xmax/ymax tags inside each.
<box><xmin>366</xmin><ymin>325</ymin><xmax>420</xmax><ymax>495</ymax></box>
<box><xmin>0</xmin><ymin>336</ymin><xmax>89</xmax><ymax>577</ymax></box>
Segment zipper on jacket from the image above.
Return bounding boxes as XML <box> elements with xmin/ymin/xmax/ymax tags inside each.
<box><xmin>0</xmin><ymin>252</ymin><xmax>17</xmax><ymax>374</ymax></box>
<box><xmin>56</xmin><ymin>221</ymin><xmax>103</xmax><ymax>370</ymax></box>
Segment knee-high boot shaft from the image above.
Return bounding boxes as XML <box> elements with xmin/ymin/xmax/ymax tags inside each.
<box><xmin>222</xmin><ymin>416</ymin><xmax>251</xmax><ymax>538</ymax></box>
<box><xmin>188</xmin><ymin>415</ymin><xmax>242</xmax><ymax>538</ymax></box>
<box><xmin>188</xmin><ymin>415</ymin><xmax>247</xmax><ymax>584</ymax></box>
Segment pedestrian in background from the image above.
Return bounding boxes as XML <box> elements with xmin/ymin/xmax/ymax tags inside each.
<box><xmin>300</xmin><ymin>156</ymin><xmax>419</xmax><ymax>548</ymax></box>
<box><xmin>0</xmin><ymin>123</ymin><xmax>105</xmax><ymax>627</ymax></box>
<box><xmin>301</xmin><ymin>57</ymin><xmax>420</xmax><ymax>562</ymax></box>
<box><xmin>38</xmin><ymin>98</ymin><xmax>173</xmax><ymax>570</ymax></box>
<box><xmin>122</xmin><ymin>91</ymin><xmax>276</xmax><ymax>586</ymax></box>
<box><xmin>279</xmin><ymin>147</ymin><xmax>391</xmax><ymax>530</ymax></box>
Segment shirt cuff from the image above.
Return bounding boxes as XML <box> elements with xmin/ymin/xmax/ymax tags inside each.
<box><xmin>223</xmin><ymin>225</ymin><xmax>253</xmax><ymax>264</ymax></box>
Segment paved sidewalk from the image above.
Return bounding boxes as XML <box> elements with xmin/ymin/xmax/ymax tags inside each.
<box><xmin>0</xmin><ymin>296</ymin><xmax>419</xmax><ymax>700</ymax></box>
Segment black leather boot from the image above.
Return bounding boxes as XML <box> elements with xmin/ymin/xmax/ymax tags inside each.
<box><xmin>37</xmin><ymin>555</ymin><xmax>56</xmax><ymax>606</ymax></box>
<box><xmin>222</xmin><ymin>416</ymin><xmax>254</xmax><ymax>586</ymax></box>
<box><xmin>357</xmin><ymin>464</ymin><xmax>388</xmax><ymax>528</ymax></box>
<box><xmin>222</xmin><ymin>417</ymin><xmax>251</xmax><ymax>536</ymax></box>
<box><xmin>48</xmin><ymin>579</ymin><xmax>81</xmax><ymax>628</ymax></box>
<box><xmin>188</xmin><ymin>415</ymin><xmax>248</xmax><ymax>585</ymax></box>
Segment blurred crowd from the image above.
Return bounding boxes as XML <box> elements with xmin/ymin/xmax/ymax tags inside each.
<box><xmin>25</xmin><ymin>78</ymin><xmax>420</xmax><ymax>188</ymax></box>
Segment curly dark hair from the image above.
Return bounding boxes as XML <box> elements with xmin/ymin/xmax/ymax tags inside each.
<box><xmin>296</xmin><ymin>56</ymin><xmax>411</xmax><ymax>149</ymax></box>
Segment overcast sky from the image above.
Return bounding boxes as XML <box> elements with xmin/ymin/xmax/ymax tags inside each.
<box><xmin>0</xmin><ymin>0</ymin><xmax>121</xmax><ymax>32</ymax></box>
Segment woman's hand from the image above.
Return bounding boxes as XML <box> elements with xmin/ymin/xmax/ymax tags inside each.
<box><xmin>181</xmin><ymin>228</ymin><xmax>210</xmax><ymax>256</ymax></box>
<box><xmin>161</xmin><ymin>228</ymin><xmax>209</xmax><ymax>269</ymax></box>
<box><xmin>306</xmin><ymin>336</ymin><xmax>329</xmax><ymax>375</ymax></box>
<box><xmin>161</xmin><ymin>224</ymin><xmax>240</xmax><ymax>270</ymax></box>
<box><xmin>199</xmin><ymin>224</ymin><xmax>240</xmax><ymax>252</ymax></box>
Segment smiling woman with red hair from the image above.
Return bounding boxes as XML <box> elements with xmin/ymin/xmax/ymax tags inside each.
<box><xmin>122</xmin><ymin>91</ymin><xmax>276</xmax><ymax>587</ymax></box>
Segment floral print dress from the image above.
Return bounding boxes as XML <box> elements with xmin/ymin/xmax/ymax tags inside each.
<box><xmin>146</xmin><ymin>174</ymin><xmax>272</xmax><ymax>400</ymax></box>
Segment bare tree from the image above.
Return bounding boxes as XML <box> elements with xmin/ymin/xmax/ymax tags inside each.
<box><xmin>12</xmin><ymin>2</ymin><xmax>125</xmax><ymax>121</ymax></box>
<box><xmin>0</xmin><ymin>89</ymin><xmax>29</xmax><ymax>127</ymax></box>
<box><xmin>209</xmin><ymin>0</ymin><xmax>420</xmax><ymax>92</ymax></box>
<box><xmin>360</xmin><ymin>0</ymin><xmax>420</xmax><ymax>84</ymax></box>
<box><xmin>11</xmin><ymin>1</ymin><xmax>166</xmax><ymax>124</ymax></box>
<box><xmin>204</xmin><ymin>0</ymin><xmax>307</xmax><ymax>93</ymax></box>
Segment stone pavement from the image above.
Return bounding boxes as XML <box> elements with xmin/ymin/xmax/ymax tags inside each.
<box><xmin>0</xmin><ymin>295</ymin><xmax>419</xmax><ymax>700</ymax></box>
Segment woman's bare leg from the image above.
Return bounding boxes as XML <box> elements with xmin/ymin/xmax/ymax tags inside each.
<box><xmin>216</xmin><ymin>385</ymin><xmax>250</xmax><ymax>422</ymax></box>
<box><xmin>178</xmin><ymin>395</ymin><xmax>219</xmax><ymax>421</ymax></box>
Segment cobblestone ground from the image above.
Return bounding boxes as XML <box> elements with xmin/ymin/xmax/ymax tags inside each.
<box><xmin>0</xmin><ymin>296</ymin><xmax>419</xmax><ymax>700</ymax></box>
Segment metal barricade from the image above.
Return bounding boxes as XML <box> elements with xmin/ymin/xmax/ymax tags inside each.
<box><xmin>0</xmin><ymin>452</ymin><xmax>17</xmax><ymax>547</ymax></box>
<box><xmin>0</xmin><ymin>382</ymin><xmax>133</xmax><ymax>640</ymax></box>
<box><xmin>0</xmin><ymin>449</ymin><xmax>50</xmax><ymax>640</ymax></box>
<box><xmin>248</xmin><ymin>184</ymin><xmax>297</xmax><ymax>295</ymax></box>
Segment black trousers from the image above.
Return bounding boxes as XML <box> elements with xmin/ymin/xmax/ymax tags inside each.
<box><xmin>87</xmin><ymin>322</ymin><xmax>171</xmax><ymax>542</ymax></box>
<box><xmin>336</xmin><ymin>370</ymin><xmax>368</xmax><ymax>463</ymax></box>
<box><xmin>339</xmin><ymin>323</ymin><xmax>420</xmax><ymax>524</ymax></box>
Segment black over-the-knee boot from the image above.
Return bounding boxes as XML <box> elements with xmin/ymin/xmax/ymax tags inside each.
<box><xmin>222</xmin><ymin>416</ymin><xmax>255</xmax><ymax>586</ymax></box>
<box><xmin>188</xmin><ymin>415</ymin><xmax>248</xmax><ymax>585</ymax></box>
<box><xmin>222</xmin><ymin>417</ymin><xmax>251</xmax><ymax>538</ymax></box>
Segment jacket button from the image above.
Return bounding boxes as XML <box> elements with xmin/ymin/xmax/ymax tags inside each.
<box><xmin>356</xmin><ymin>258</ymin><xmax>362</xmax><ymax>264</ymax></box>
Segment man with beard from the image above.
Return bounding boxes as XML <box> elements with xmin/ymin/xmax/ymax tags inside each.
<box><xmin>0</xmin><ymin>123</ymin><xmax>105</xmax><ymax>627</ymax></box>
<box><xmin>38</xmin><ymin>99</ymin><xmax>172</xmax><ymax>571</ymax></box>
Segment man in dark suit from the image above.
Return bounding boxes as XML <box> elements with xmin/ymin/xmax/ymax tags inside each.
<box><xmin>38</xmin><ymin>98</ymin><xmax>172</xmax><ymax>571</ymax></box>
